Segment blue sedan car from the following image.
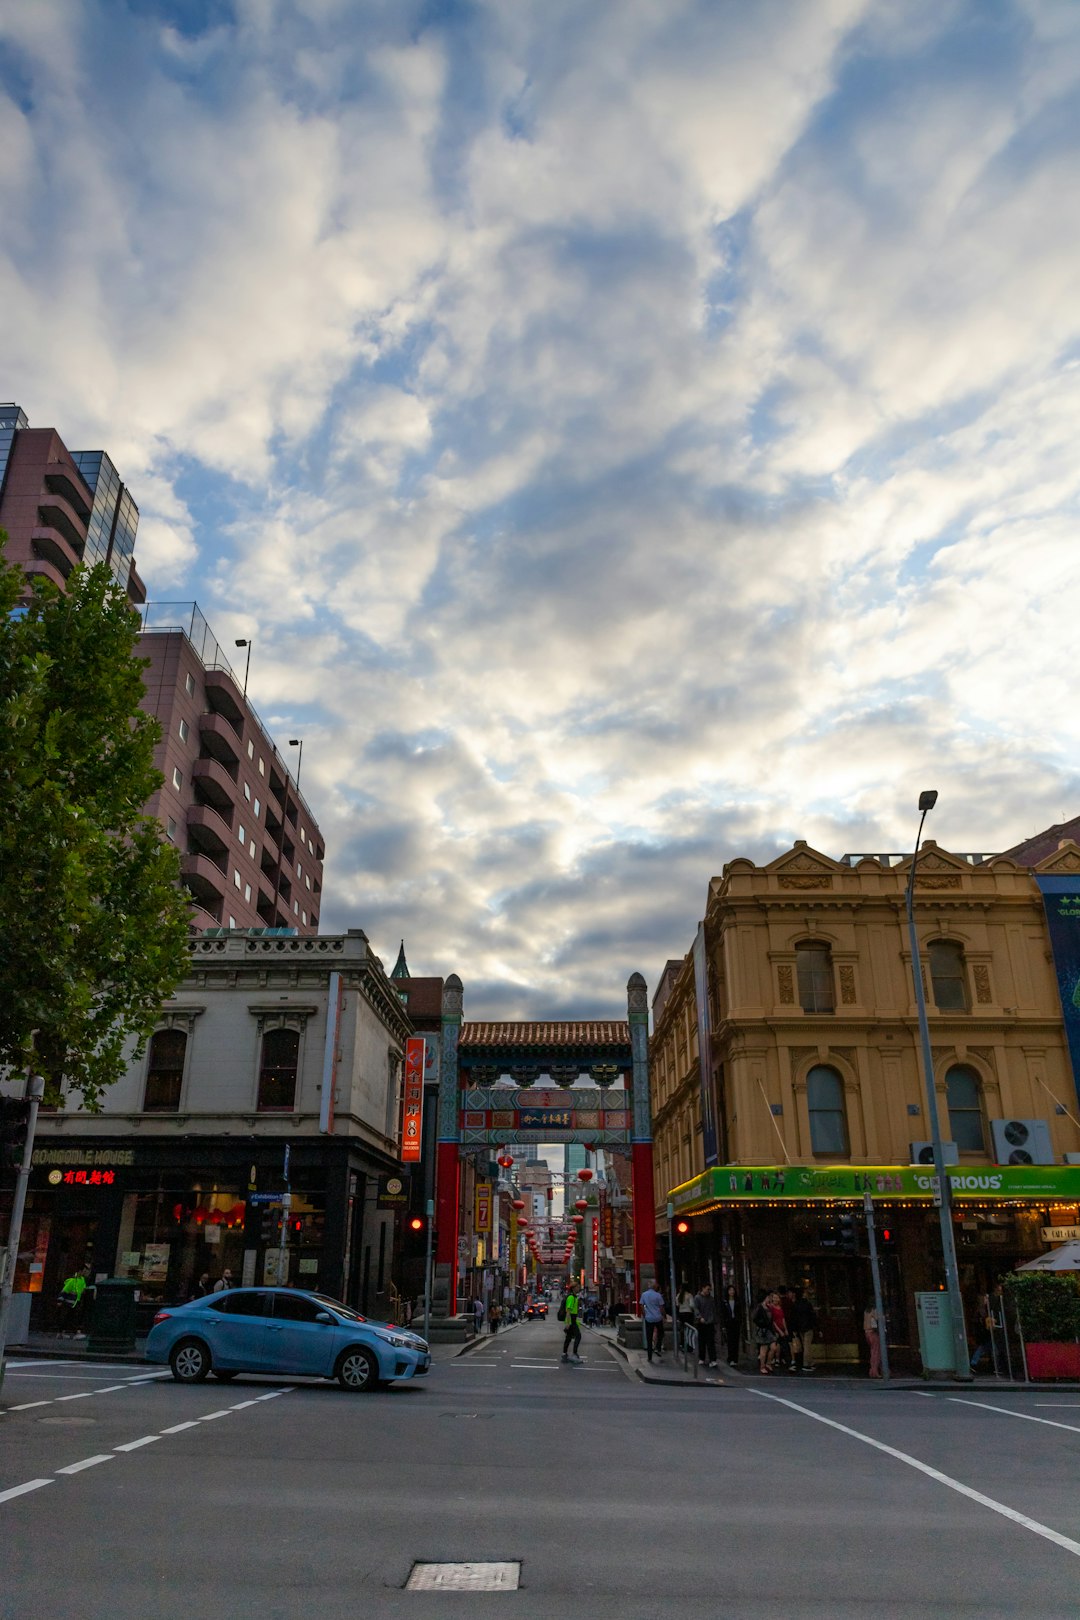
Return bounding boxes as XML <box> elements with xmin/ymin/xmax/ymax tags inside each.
<box><xmin>145</xmin><ymin>1287</ymin><xmax>431</xmax><ymax>1392</ymax></box>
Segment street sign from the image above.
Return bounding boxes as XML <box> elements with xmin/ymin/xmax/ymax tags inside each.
<box><xmin>248</xmin><ymin>1191</ymin><xmax>284</xmax><ymax>1205</ymax></box>
<box><xmin>1042</xmin><ymin>1225</ymin><xmax>1080</xmax><ymax>1241</ymax></box>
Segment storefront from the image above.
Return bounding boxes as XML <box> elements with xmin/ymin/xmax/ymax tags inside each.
<box><xmin>669</xmin><ymin>1163</ymin><xmax>1080</xmax><ymax>1370</ymax></box>
<box><xmin>1</xmin><ymin>1135</ymin><xmax>401</xmax><ymax>1335</ymax></box>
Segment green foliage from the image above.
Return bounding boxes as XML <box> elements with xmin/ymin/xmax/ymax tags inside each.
<box><xmin>0</xmin><ymin>542</ymin><xmax>191</xmax><ymax>1108</ymax></box>
<box><xmin>1003</xmin><ymin>1271</ymin><xmax>1080</xmax><ymax>1343</ymax></box>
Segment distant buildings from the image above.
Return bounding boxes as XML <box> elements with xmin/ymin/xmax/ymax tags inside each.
<box><xmin>0</xmin><ymin>402</ymin><xmax>145</xmax><ymax>604</ymax></box>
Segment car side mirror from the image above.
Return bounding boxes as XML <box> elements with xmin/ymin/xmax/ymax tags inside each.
<box><xmin>315</xmin><ymin>1312</ymin><xmax>334</xmax><ymax>1324</ymax></box>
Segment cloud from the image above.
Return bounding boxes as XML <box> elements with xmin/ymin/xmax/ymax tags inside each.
<box><xmin>2</xmin><ymin>0</ymin><xmax>1079</xmax><ymax>1014</ymax></box>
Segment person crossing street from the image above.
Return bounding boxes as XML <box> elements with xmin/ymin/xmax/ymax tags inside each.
<box><xmin>560</xmin><ymin>1284</ymin><xmax>582</xmax><ymax>1363</ymax></box>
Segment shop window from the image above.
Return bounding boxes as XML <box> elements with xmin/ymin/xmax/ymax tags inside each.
<box><xmin>930</xmin><ymin>941</ymin><xmax>968</xmax><ymax>1011</ymax></box>
<box><xmin>258</xmin><ymin>1027</ymin><xmax>300</xmax><ymax>1110</ymax></box>
<box><xmin>807</xmin><ymin>1065</ymin><xmax>848</xmax><ymax>1155</ymax></box>
<box><xmin>143</xmin><ymin>1028</ymin><xmax>187</xmax><ymax>1112</ymax></box>
<box><xmin>796</xmin><ymin>942</ymin><xmax>835</xmax><ymax>1014</ymax></box>
<box><xmin>946</xmin><ymin>1065</ymin><xmax>985</xmax><ymax>1152</ymax></box>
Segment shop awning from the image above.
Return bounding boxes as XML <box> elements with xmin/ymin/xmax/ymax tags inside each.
<box><xmin>669</xmin><ymin>1163</ymin><xmax>1080</xmax><ymax>1215</ymax></box>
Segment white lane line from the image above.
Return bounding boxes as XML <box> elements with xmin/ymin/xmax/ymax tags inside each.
<box><xmin>0</xmin><ymin>1480</ymin><xmax>52</xmax><ymax>1504</ymax></box>
<box><xmin>198</xmin><ymin>1410</ymin><xmax>231</xmax><ymax>1421</ymax></box>
<box><xmin>55</xmin><ymin>1392</ymin><xmax>94</xmax><ymax>1402</ymax></box>
<box><xmin>160</xmin><ymin>1421</ymin><xmax>200</xmax><ymax>1434</ymax></box>
<box><xmin>56</xmin><ymin>1455</ymin><xmax>114</xmax><ymax>1476</ymax></box>
<box><xmin>122</xmin><ymin>1374</ymin><xmax>170</xmax><ymax>1383</ymax></box>
<box><xmin>229</xmin><ymin>1401</ymin><xmax>259</xmax><ymax>1410</ymax></box>
<box><xmin>90</xmin><ymin>1385</ymin><xmax>128</xmax><ymax>1395</ymax></box>
<box><xmin>8</xmin><ymin>1401</ymin><xmax>51</xmax><ymax>1412</ymax></box>
<box><xmin>114</xmin><ymin>1435</ymin><xmax>162</xmax><ymax>1452</ymax></box>
<box><xmin>1037</xmin><ymin>1404</ymin><xmax>1080</xmax><ymax>1409</ymax></box>
<box><xmin>950</xmin><ymin>1398</ymin><xmax>1080</xmax><ymax>1437</ymax></box>
<box><xmin>752</xmin><ymin>1389</ymin><xmax>1080</xmax><ymax>1560</ymax></box>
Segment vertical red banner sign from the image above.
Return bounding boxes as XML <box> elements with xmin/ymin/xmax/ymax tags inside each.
<box><xmin>401</xmin><ymin>1037</ymin><xmax>425</xmax><ymax>1162</ymax></box>
<box><xmin>591</xmin><ymin>1216</ymin><xmax>599</xmax><ymax>1285</ymax></box>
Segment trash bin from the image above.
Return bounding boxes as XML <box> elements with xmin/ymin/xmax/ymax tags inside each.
<box><xmin>87</xmin><ymin>1278</ymin><xmax>138</xmax><ymax>1355</ymax></box>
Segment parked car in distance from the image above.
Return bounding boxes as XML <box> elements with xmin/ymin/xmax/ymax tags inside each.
<box><xmin>145</xmin><ymin>1287</ymin><xmax>431</xmax><ymax>1392</ymax></box>
<box><xmin>524</xmin><ymin>1297</ymin><xmax>548</xmax><ymax>1318</ymax></box>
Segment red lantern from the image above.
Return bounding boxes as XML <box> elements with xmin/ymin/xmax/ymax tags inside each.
<box><xmin>498</xmin><ymin>1154</ymin><xmax>514</xmax><ymax>1169</ymax></box>
<box><xmin>572</xmin><ymin>1213</ymin><xmax>584</xmax><ymax>1225</ymax></box>
<box><xmin>583</xmin><ymin>1142</ymin><xmax>596</xmax><ymax>1152</ymax></box>
<box><xmin>574</xmin><ymin>1198</ymin><xmax>588</xmax><ymax>1212</ymax></box>
<box><xmin>511</xmin><ymin>1198</ymin><xmax>526</xmax><ymax>1210</ymax></box>
<box><xmin>517</xmin><ymin>1219</ymin><xmax>530</xmax><ymax>1231</ymax></box>
<box><xmin>577</xmin><ymin>1168</ymin><xmax>593</xmax><ymax>1182</ymax></box>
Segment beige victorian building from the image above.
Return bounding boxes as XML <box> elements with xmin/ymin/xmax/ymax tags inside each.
<box><xmin>651</xmin><ymin>832</ymin><xmax>1080</xmax><ymax>1368</ymax></box>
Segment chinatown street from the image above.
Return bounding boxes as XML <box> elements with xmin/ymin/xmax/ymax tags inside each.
<box><xmin>1</xmin><ymin>1319</ymin><xmax>1079</xmax><ymax>1619</ymax></box>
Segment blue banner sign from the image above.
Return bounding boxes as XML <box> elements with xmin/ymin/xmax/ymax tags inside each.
<box><xmin>1036</xmin><ymin>875</ymin><xmax>1080</xmax><ymax>1105</ymax></box>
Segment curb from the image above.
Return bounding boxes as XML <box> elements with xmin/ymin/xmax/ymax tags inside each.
<box><xmin>6</xmin><ymin>1345</ymin><xmax>152</xmax><ymax>1366</ymax></box>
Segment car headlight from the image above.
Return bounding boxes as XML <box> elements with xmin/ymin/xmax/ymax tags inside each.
<box><xmin>376</xmin><ymin>1331</ymin><xmax>413</xmax><ymax>1348</ymax></box>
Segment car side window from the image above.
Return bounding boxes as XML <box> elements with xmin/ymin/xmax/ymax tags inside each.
<box><xmin>223</xmin><ymin>1290</ymin><xmax>274</xmax><ymax>1317</ymax></box>
<box><xmin>273</xmin><ymin>1294</ymin><xmax>325</xmax><ymax>1323</ymax></box>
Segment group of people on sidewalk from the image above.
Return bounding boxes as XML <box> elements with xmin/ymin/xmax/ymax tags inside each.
<box><xmin>639</xmin><ymin>1281</ymin><xmax>743</xmax><ymax>1367</ymax></box>
<box><xmin>749</xmin><ymin>1286</ymin><xmax>821</xmax><ymax>1375</ymax></box>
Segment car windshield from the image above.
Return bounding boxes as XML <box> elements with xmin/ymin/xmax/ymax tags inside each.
<box><xmin>310</xmin><ymin>1292</ymin><xmax>367</xmax><ymax>1322</ymax></box>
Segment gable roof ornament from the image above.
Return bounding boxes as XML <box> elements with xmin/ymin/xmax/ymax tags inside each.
<box><xmin>391</xmin><ymin>939</ymin><xmax>410</xmax><ymax>980</ymax></box>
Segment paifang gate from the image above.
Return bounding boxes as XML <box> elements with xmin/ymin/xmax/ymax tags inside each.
<box><xmin>432</xmin><ymin>972</ymin><xmax>656</xmax><ymax>1314</ymax></box>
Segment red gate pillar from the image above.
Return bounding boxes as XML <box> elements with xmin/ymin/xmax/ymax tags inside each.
<box><xmin>432</xmin><ymin>973</ymin><xmax>464</xmax><ymax>1317</ymax></box>
<box><xmin>627</xmin><ymin>972</ymin><xmax>657</xmax><ymax>1301</ymax></box>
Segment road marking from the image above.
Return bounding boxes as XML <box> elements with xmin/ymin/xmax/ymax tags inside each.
<box><xmin>752</xmin><ymin>1389</ymin><xmax>1080</xmax><ymax>1559</ymax></box>
<box><xmin>91</xmin><ymin>1385</ymin><xmax>128</xmax><ymax>1395</ymax></box>
<box><xmin>1037</xmin><ymin>1403</ymin><xmax>1080</xmax><ymax>1408</ymax></box>
<box><xmin>114</xmin><ymin>1435</ymin><xmax>162</xmax><ymax>1452</ymax></box>
<box><xmin>160</xmin><ymin>1421</ymin><xmax>200</xmax><ymax>1434</ymax></box>
<box><xmin>407</xmin><ymin>1562</ymin><xmax>520</xmax><ymax>1591</ymax></box>
<box><xmin>229</xmin><ymin>1400</ymin><xmax>260</xmax><ymax>1410</ymax></box>
<box><xmin>0</xmin><ymin>1480</ymin><xmax>52</xmax><ymax>1504</ymax></box>
<box><xmin>8</xmin><ymin>1402</ymin><xmax>50</xmax><ymax>1412</ymax></box>
<box><xmin>56</xmin><ymin>1455</ymin><xmax>114</xmax><ymax>1476</ymax></box>
<box><xmin>950</xmin><ymin>1398</ymin><xmax>1080</xmax><ymax>1436</ymax></box>
<box><xmin>198</xmin><ymin>1410</ymin><xmax>231</xmax><ymax>1421</ymax></box>
<box><xmin>54</xmin><ymin>1392</ymin><xmax>94</xmax><ymax>1402</ymax></box>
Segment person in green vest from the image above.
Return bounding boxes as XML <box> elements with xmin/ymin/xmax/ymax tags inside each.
<box><xmin>560</xmin><ymin>1285</ymin><xmax>582</xmax><ymax>1363</ymax></box>
<box><xmin>57</xmin><ymin>1266</ymin><xmax>91</xmax><ymax>1338</ymax></box>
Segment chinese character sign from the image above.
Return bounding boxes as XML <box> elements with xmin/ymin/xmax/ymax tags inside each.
<box><xmin>475</xmin><ymin>1184</ymin><xmax>493</xmax><ymax>1234</ymax></box>
<box><xmin>401</xmin><ymin>1037</ymin><xmax>426</xmax><ymax>1163</ymax></box>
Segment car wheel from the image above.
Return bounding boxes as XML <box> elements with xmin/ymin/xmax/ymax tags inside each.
<box><xmin>170</xmin><ymin>1339</ymin><xmax>211</xmax><ymax>1383</ymax></box>
<box><xmin>212</xmin><ymin>1369</ymin><xmax>238</xmax><ymax>1382</ymax></box>
<box><xmin>336</xmin><ymin>1346</ymin><xmax>380</xmax><ymax>1392</ymax></box>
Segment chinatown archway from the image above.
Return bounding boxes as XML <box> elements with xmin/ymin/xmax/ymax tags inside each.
<box><xmin>432</xmin><ymin>973</ymin><xmax>655</xmax><ymax>1317</ymax></box>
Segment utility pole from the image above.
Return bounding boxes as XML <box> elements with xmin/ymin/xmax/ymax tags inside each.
<box><xmin>863</xmin><ymin>1190</ymin><xmax>890</xmax><ymax>1382</ymax></box>
<box><xmin>0</xmin><ymin>1075</ymin><xmax>45</xmax><ymax>1393</ymax></box>
<box><xmin>423</xmin><ymin>1198</ymin><xmax>434</xmax><ymax>1345</ymax></box>
<box><xmin>666</xmin><ymin>1201</ymin><xmax>679</xmax><ymax>1358</ymax></box>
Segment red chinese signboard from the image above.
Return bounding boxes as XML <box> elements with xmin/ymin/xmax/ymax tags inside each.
<box><xmin>401</xmin><ymin>1037</ymin><xmax>426</xmax><ymax>1163</ymax></box>
<box><xmin>591</xmin><ymin>1216</ymin><xmax>599</xmax><ymax>1285</ymax></box>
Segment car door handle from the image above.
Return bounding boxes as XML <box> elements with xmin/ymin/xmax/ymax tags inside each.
<box><xmin>267</xmin><ymin>1324</ymin><xmax>283</xmax><ymax>1332</ymax></box>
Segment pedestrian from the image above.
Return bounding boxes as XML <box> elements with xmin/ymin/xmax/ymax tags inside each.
<box><xmin>57</xmin><ymin>1265</ymin><xmax>91</xmax><ymax>1338</ymax></box>
<box><xmin>488</xmin><ymin>1300</ymin><xmax>502</xmax><ymax>1333</ymax></box>
<box><xmin>191</xmin><ymin>1272</ymin><xmax>211</xmax><ymax>1300</ymax></box>
<box><xmin>560</xmin><ymin>1285</ymin><xmax>582</xmax><ymax>1363</ymax></box>
<box><xmin>639</xmin><ymin>1279</ymin><xmax>667</xmax><ymax>1362</ymax></box>
<box><xmin>751</xmin><ymin>1289</ymin><xmax>779</xmax><ymax>1373</ymax></box>
<box><xmin>721</xmin><ymin>1284</ymin><xmax>741</xmax><ymax>1366</ymax></box>
<box><xmin>790</xmin><ymin>1287</ymin><xmax>818</xmax><ymax>1373</ymax></box>
<box><xmin>471</xmin><ymin>1295</ymin><xmax>485</xmax><ymax>1336</ymax></box>
<box><xmin>676</xmin><ymin>1284</ymin><xmax>696</xmax><ymax>1354</ymax></box>
<box><xmin>212</xmin><ymin>1268</ymin><xmax>235</xmax><ymax>1293</ymax></box>
<box><xmin>693</xmin><ymin>1282</ymin><xmax>718</xmax><ymax>1367</ymax></box>
<box><xmin>776</xmin><ymin>1285</ymin><xmax>796</xmax><ymax>1372</ymax></box>
<box><xmin>970</xmin><ymin>1284</ymin><xmax>1003</xmax><ymax>1373</ymax></box>
<box><xmin>864</xmin><ymin>1300</ymin><xmax>882</xmax><ymax>1378</ymax></box>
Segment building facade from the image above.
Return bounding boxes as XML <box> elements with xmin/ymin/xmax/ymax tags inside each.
<box><xmin>0</xmin><ymin>402</ymin><xmax>145</xmax><ymax>603</ymax></box>
<box><xmin>138</xmin><ymin>604</ymin><xmax>325</xmax><ymax>933</ymax></box>
<box><xmin>651</xmin><ymin>835</ymin><xmax>1080</xmax><ymax>1368</ymax></box>
<box><xmin>4</xmin><ymin>931</ymin><xmax>412</xmax><ymax>1332</ymax></box>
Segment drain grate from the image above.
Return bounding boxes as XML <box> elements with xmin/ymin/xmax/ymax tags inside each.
<box><xmin>406</xmin><ymin>1562</ymin><xmax>520</xmax><ymax>1591</ymax></box>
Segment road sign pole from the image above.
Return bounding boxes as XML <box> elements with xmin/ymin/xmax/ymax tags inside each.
<box><xmin>423</xmin><ymin>1198</ymin><xmax>434</xmax><ymax>1344</ymax></box>
<box><xmin>0</xmin><ymin>1075</ymin><xmax>45</xmax><ymax>1394</ymax></box>
<box><xmin>863</xmin><ymin>1190</ymin><xmax>890</xmax><ymax>1382</ymax></box>
<box><xmin>666</xmin><ymin>1201</ymin><xmax>679</xmax><ymax>1359</ymax></box>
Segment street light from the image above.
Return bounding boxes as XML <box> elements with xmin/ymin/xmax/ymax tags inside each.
<box><xmin>289</xmin><ymin>738</ymin><xmax>303</xmax><ymax>791</ymax></box>
<box><xmin>234</xmin><ymin>638</ymin><xmax>252</xmax><ymax>697</ymax></box>
<box><xmin>906</xmin><ymin>789</ymin><xmax>972</xmax><ymax>1382</ymax></box>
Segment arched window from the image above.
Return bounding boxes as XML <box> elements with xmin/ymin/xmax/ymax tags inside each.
<box><xmin>143</xmin><ymin>1029</ymin><xmax>187</xmax><ymax>1112</ymax></box>
<box><xmin>258</xmin><ymin>1027</ymin><xmax>300</xmax><ymax>1111</ymax></box>
<box><xmin>929</xmin><ymin>940</ymin><xmax>968</xmax><ymax>1012</ymax></box>
<box><xmin>807</xmin><ymin>1065</ymin><xmax>849</xmax><ymax>1155</ymax></box>
<box><xmin>946</xmin><ymin>1065</ymin><xmax>985</xmax><ymax>1152</ymax></box>
<box><xmin>796</xmin><ymin>942</ymin><xmax>835</xmax><ymax>1014</ymax></box>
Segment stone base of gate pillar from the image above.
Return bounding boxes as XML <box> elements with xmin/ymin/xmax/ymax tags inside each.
<box><xmin>425</xmin><ymin>1314</ymin><xmax>477</xmax><ymax>1344</ymax></box>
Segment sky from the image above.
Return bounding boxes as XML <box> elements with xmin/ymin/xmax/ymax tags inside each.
<box><xmin>2</xmin><ymin>0</ymin><xmax>1079</xmax><ymax>1018</ymax></box>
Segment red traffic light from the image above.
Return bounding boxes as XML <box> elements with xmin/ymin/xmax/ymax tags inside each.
<box><xmin>408</xmin><ymin>1216</ymin><xmax>424</xmax><ymax>1232</ymax></box>
<box><xmin>675</xmin><ymin>1219</ymin><xmax>690</xmax><ymax>1235</ymax></box>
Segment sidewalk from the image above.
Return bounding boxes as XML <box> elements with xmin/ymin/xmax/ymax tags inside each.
<box><xmin>592</xmin><ymin>1325</ymin><xmax>725</xmax><ymax>1387</ymax></box>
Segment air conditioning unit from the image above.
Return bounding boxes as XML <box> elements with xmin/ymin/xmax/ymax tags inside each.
<box><xmin>1064</xmin><ymin>1153</ymin><xmax>1080</xmax><ymax>1166</ymax></box>
<box><xmin>990</xmin><ymin>1118</ymin><xmax>1053</xmax><ymax>1165</ymax></box>
<box><xmin>909</xmin><ymin>1141</ymin><xmax>959</xmax><ymax>1166</ymax></box>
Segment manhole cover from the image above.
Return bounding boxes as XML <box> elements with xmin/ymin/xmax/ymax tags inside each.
<box><xmin>406</xmin><ymin>1563</ymin><xmax>520</xmax><ymax>1591</ymax></box>
<box><xmin>40</xmin><ymin>1417</ymin><xmax>96</xmax><ymax>1426</ymax></box>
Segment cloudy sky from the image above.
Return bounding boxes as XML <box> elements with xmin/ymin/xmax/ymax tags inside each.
<box><xmin>2</xmin><ymin>0</ymin><xmax>1078</xmax><ymax>1016</ymax></box>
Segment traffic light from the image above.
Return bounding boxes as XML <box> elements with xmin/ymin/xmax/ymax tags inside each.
<box><xmin>675</xmin><ymin>1219</ymin><xmax>690</xmax><ymax>1236</ymax></box>
<box><xmin>880</xmin><ymin>1225</ymin><xmax>896</xmax><ymax>1248</ymax></box>
<box><xmin>403</xmin><ymin>1213</ymin><xmax>428</xmax><ymax>1258</ymax></box>
<box><xmin>838</xmin><ymin>1215</ymin><xmax>858</xmax><ymax>1255</ymax></box>
<box><xmin>0</xmin><ymin>1096</ymin><xmax>30</xmax><ymax>1172</ymax></box>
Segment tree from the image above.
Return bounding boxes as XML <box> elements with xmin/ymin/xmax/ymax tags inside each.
<box><xmin>0</xmin><ymin>542</ymin><xmax>191</xmax><ymax>1108</ymax></box>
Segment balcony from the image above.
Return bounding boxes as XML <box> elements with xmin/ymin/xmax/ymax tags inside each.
<box><xmin>180</xmin><ymin>851</ymin><xmax>228</xmax><ymax>909</ymax></box>
<box><xmin>187</xmin><ymin>804</ymin><xmax>233</xmax><ymax>859</ymax></box>
<box><xmin>43</xmin><ymin>468</ymin><xmax>92</xmax><ymax>520</ymax></box>
<box><xmin>31</xmin><ymin>526</ymin><xmax>82</xmax><ymax>579</ymax></box>
<box><xmin>192</xmin><ymin>757</ymin><xmax>238</xmax><ymax>810</ymax></box>
<box><xmin>21</xmin><ymin>557</ymin><xmax>67</xmax><ymax>592</ymax></box>
<box><xmin>260</xmin><ymin>830</ymin><xmax>279</xmax><ymax>875</ymax></box>
<box><xmin>198</xmin><ymin>712</ymin><xmax>241</xmax><ymax>770</ymax></box>
<box><xmin>205</xmin><ymin>667</ymin><xmax>245</xmax><ymax>725</ymax></box>
<box><xmin>37</xmin><ymin>495</ymin><xmax>87</xmax><ymax>553</ymax></box>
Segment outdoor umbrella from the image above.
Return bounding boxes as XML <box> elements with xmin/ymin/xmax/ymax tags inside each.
<box><xmin>1016</xmin><ymin>1241</ymin><xmax>1080</xmax><ymax>1271</ymax></box>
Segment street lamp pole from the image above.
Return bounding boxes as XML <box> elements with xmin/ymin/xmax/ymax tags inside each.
<box><xmin>906</xmin><ymin>790</ymin><xmax>972</xmax><ymax>1382</ymax></box>
<box><xmin>289</xmin><ymin>738</ymin><xmax>303</xmax><ymax>792</ymax></box>
<box><xmin>234</xmin><ymin>638</ymin><xmax>252</xmax><ymax>697</ymax></box>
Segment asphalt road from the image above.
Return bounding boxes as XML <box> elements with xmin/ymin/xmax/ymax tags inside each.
<box><xmin>2</xmin><ymin>1318</ymin><xmax>1080</xmax><ymax>1618</ymax></box>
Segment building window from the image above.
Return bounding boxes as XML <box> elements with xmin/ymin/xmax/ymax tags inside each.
<box><xmin>253</xmin><ymin>798</ymin><xmax>260</xmax><ymax>817</ymax></box>
<box><xmin>258</xmin><ymin>757</ymin><xmax>265</xmax><ymax>776</ymax></box>
<box><xmin>796</xmin><ymin>943</ymin><xmax>834</xmax><ymax>1014</ymax></box>
<box><xmin>143</xmin><ymin>1028</ymin><xmax>187</xmax><ymax>1112</ymax></box>
<box><xmin>946</xmin><ymin>1065</ymin><xmax>985</xmax><ymax>1152</ymax></box>
<box><xmin>247</xmin><ymin>739</ymin><xmax>254</xmax><ymax>759</ymax></box>
<box><xmin>244</xmin><ymin>883</ymin><xmax>252</xmax><ymax>902</ymax></box>
<box><xmin>302</xmin><ymin>910</ymin><xmax>307</xmax><ymax>925</ymax></box>
<box><xmin>234</xmin><ymin>869</ymin><xmax>241</xmax><ymax>889</ymax></box>
<box><xmin>305</xmin><ymin>875</ymin><xmax>310</xmax><ymax>889</ymax></box>
<box><xmin>166</xmin><ymin>817</ymin><xmax>177</xmax><ymax>842</ymax></box>
<box><xmin>807</xmin><ymin>1065</ymin><xmax>848</xmax><ymax>1155</ymax></box>
<box><xmin>238</xmin><ymin>824</ymin><xmax>246</xmax><ymax>845</ymax></box>
<box><xmin>293</xmin><ymin>899</ymin><xmax>299</xmax><ymax>914</ymax></box>
<box><xmin>244</xmin><ymin>782</ymin><xmax>251</xmax><ymax>801</ymax></box>
<box><xmin>178</xmin><ymin>718</ymin><xmax>189</xmax><ymax>742</ymax></box>
<box><xmin>258</xmin><ymin>1027</ymin><xmax>300</xmax><ymax>1110</ymax></box>
<box><xmin>929</xmin><ymin>941</ymin><xmax>968</xmax><ymax>1011</ymax></box>
<box><xmin>228</xmin><ymin>914</ymin><xmax>237</xmax><ymax>927</ymax></box>
<box><xmin>296</xmin><ymin>861</ymin><xmax>302</xmax><ymax>878</ymax></box>
<box><xmin>172</xmin><ymin>766</ymin><xmax>183</xmax><ymax>791</ymax></box>
<box><xmin>185</xmin><ymin>672</ymin><xmax>195</xmax><ymax>696</ymax></box>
